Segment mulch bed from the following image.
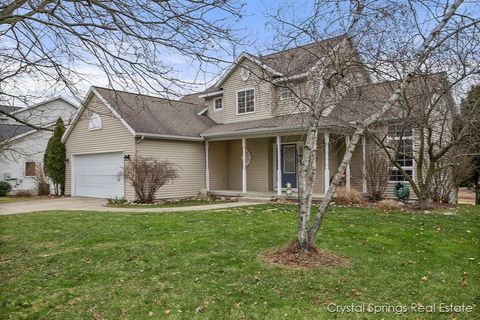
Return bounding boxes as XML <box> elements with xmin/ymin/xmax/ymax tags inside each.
<box><xmin>259</xmin><ymin>240</ymin><xmax>351</xmax><ymax>269</ymax></box>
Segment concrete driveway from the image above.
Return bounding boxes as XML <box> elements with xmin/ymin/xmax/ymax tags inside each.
<box><xmin>0</xmin><ymin>197</ymin><xmax>260</xmax><ymax>215</ymax></box>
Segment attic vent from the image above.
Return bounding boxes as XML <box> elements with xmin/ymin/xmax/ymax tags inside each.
<box><xmin>240</xmin><ymin>67</ymin><xmax>250</xmax><ymax>81</ymax></box>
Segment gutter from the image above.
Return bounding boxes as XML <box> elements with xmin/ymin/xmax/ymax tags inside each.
<box><xmin>198</xmin><ymin>90</ymin><xmax>223</xmax><ymax>98</ymax></box>
<box><xmin>134</xmin><ymin>132</ymin><xmax>204</xmax><ymax>141</ymax></box>
<box><xmin>201</xmin><ymin>125</ymin><xmax>307</xmax><ymax>139</ymax></box>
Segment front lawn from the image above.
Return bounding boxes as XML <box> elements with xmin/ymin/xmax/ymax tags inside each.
<box><xmin>1</xmin><ymin>205</ymin><xmax>479</xmax><ymax>319</ymax></box>
<box><xmin>0</xmin><ymin>196</ymin><xmax>49</xmax><ymax>204</ymax></box>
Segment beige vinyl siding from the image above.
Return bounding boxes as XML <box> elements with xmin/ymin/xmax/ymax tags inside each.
<box><xmin>224</xmin><ymin>138</ymin><xmax>270</xmax><ymax>192</ymax></box>
<box><xmin>246</xmin><ymin>138</ymin><xmax>269</xmax><ymax>192</ymax></box>
<box><xmin>227</xmin><ymin>140</ymin><xmax>242</xmax><ymax>190</ymax></box>
<box><xmin>272</xmin><ymin>81</ymin><xmax>309</xmax><ymax>116</ymax></box>
<box><xmin>65</xmin><ymin>95</ymin><xmax>136</xmax><ymax>199</ymax></box>
<box><xmin>222</xmin><ymin>59</ymin><xmax>273</xmax><ymax>123</ymax></box>
<box><xmin>136</xmin><ymin>139</ymin><xmax>205</xmax><ymax>199</ymax></box>
<box><xmin>313</xmin><ymin>137</ymin><xmax>342</xmax><ymax>195</ymax></box>
<box><xmin>208</xmin><ymin>140</ymin><xmax>228</xmax><ymax>190</ymax></box>
<box><xmin>206</xmin><ymin>97</ymin><xmax>224</xmax><ymax>123</ymax></box>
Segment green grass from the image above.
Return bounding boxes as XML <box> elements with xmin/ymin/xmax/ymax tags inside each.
<box><xmin>0</xmin><ymin>205</ymin><xmax>479</xmax><ymax>319</ymax></box>
<box><xmin>109</xmin><ymin>199</ymin><xmax>225</xmax><ymax>208</ymax></box>
<box><xmin>0</xmin><ymin>196</ymin><xmax>48</xmax><ymax>203</ymax></box>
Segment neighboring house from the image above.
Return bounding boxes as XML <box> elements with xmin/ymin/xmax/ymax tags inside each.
<box><xmin>62</xmin><ymin>36</ymin><xmax>453</xmax><ymax>201</ymax></box>
<box><xmin>0</xmin><ymin>97</ymin><xmax>78</xmax><ymax>194</ymax></box>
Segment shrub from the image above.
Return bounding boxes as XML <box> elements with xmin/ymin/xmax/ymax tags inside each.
<box><xmin>14</xmin><ymin>191</ymin><xmax>33</xmax><ymax>197</ymax></box>
<box><xmin>334</xmin><ymin>187</ymin><xmax>363</xmax><ymax>204</ymax></box>
<box><xmin>107</xmin><ymin>197</ymin><xmax>127</xmax><ymax>205</ymax></box>
<box><xmin>365</xmin><ymin>154</ymin><xmax>390</xmax><ymax>200</ymax></box>
<box><xmin>44</xmin><ymin>118</ymin><xmax>66</xmax><ymax>195</ymax></box>
<box><xmin>376</xmin><ymin>199</ymin><xmax>403</xmax><ymax>211</ymax></box>
<box><xmin>0</xmin><ymin>181</ymin><xmax>12</xmax><ymax>196</ymax></box>
<box><xmin>124</xmin><ymin>157</ymin><xmax>178</xmax><ymax>203</ymax></box>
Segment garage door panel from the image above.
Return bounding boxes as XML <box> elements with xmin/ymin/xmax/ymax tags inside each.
<box><xmin>74</xmin><ymin>152</ymin><xmax>124</xmax><ymax>198</ymax></box>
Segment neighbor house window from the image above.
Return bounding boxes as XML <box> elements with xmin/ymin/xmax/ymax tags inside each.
<box><xmin>280</xmin><ymin>87</ymin><xmax>292</xmax><ymax>100</ymax></box>
<box><xmin>88</xmin><ymin>113</ymin><xmax>102</xmax><ymax>130</ymax></box>
<box><xmin>25</xmin><ymin>161</ymin><xmax>36</xmax><ymax>177</ymax></box>
<box><xmin>237</xmin><ymin>89</ymin><xmax>255</xmax><ymax>114</ymax></box>
<box><xmin>214</xmin><ymin>97</ymin><xmax>223</xmax><ymax>110</ymax></box>
<box><xmin>388</xmin><ymin>124</ymin><xmax>413</xmax><ymax>182</ymax></box>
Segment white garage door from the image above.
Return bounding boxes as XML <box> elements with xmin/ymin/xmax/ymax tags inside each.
<box><xmin>74</xmin><ymin>152</ymin><xmax>124</xmax><ymax>198</ymax></box>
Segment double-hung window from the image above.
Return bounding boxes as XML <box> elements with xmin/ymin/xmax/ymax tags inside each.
<box><xmin>388</xmin><ymin>124</ymin><xmax>414</xmax><ymax>182</ymax></box>
<box><xmin>214</xmin><ymin>97</ymin><xmax>223</xmax><ymax>110</ymax></box>
<box><xmin>237</xmin><ymin>89</ymin><xmax>255</xmax><ymax>114</ymax></box>
<box><xmin>280</xmin><ymin>87</ymin><xmax>292</xmax><ymax>100</ymax></box>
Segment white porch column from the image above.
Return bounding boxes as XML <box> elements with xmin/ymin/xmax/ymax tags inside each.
<box><xmin>345</xmin><ymin>135</ymin><xmax>351</xmax><ymax>189</ymax></box>
<box><xmin>362</xmin><ymin>136</ymin><xmax>367</xmax><ymax>193</ymax></box>
<box><xmin>205</xmin><ymin>140</ymin><xmax>210</xmax><ymax>191</ymax></box>
<box><xmin>276</xmin><ymin>135</ymin><xmax>282</xmax><ymax>195</ymax></box>
<box><xmin>242</xmin><ymin>138</ymin><xmax>247</xmax><ymax>193</ymax></box>
<box><xmin>324</xmin><ymin>132</ymin><xmax>330</xmax><ymax>195</ymax></box>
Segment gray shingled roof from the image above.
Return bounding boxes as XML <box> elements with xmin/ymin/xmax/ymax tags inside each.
<box><xmin>255</xmin><ymin>35</ymin><xmax>346</xmax><ymax>76</ymax></box>
<box><xmin>331</xmin><ymin>73</ymin><xmax>447</xmax><ymax>123</ymax></box>
<box><xmin>201</xmin><ymin>113</ymin><xmax>345</xmax><ymax>137</ymax></box>
<box><xmin>0</xmin><ymin>124</ymin><xmax>33</xmax><ymax>140</ymax></box>
<box><xmin>94</xmin><ymin>87</ymin><xmax>215</xmax><ymax>137</ymax></box>
<box><xmin>0</xmin><ymin>105</ymin><xmax>23</xmax><ymax>114</ymax></box>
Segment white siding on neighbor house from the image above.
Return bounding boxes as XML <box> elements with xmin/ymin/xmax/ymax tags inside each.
<box><xmin>222</xmin><ymin>59</ymin><xmax>273</xmax><ymax>124</ymax></box>
<box><xmin>65</xmin><ymin>95</ymin><xmax>136</xmax><ymax>199</ymax></box>
<box><xmin>136</xmin><ymin>139</ymin><xmax>205</xmax><ymax>199</ymax></box>
<box><xmin>1</xmin><ymin>99</ymin><xmax>77</xmax><ymax>126</ymax></box>
<box><xmin>0</xmin><ymin>130</ymin><xmax>54</xmax><ymax>193</ymax></box>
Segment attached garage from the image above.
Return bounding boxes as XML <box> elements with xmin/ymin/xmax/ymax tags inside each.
<box><xmin>73</xmin><ymin>152</ymin><xmax>124</xmax><ymax>198</ymax></box>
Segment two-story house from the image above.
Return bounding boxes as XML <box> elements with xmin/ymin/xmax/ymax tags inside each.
<box><xmin>61</xmin><ymin>36</ymin><xmax>452</xmax><ymax>201</ymax></box>
<box><xmin>0</xmin><ymin>97</ymin><xmax>78</xmax><ymax>193</ymax></box>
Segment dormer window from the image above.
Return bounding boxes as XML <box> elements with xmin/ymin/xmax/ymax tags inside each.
<box><xmin>214</xmin><ymin>97</ymin><xmax>223</xmax><ymax>111</ymax></box>
<box><xmin>280</xmin><ymin>87</ymin><xmax>293</xmax><ymax>100</ymax></box>
<box><xmin>237</xmin><ymin>89</ymin><xmax>255</xmax><ymax>114</ymax></box>
<box><xmin>88</xmin><ymin>113</ymin><xmax>102</xmax><ymax>130</ymax></box>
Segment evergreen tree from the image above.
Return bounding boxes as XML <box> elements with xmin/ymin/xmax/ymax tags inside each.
<box><xmin>44</xmin><ymin>118</ymin><xmax>66</xmax><ymax>195</ymax></box>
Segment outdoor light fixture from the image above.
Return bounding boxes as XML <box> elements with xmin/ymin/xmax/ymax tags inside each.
<box><xmin>64</xmin><ymin>158</ymin><xmax>70</xmax><ymax>163</ymax></box>
<box><xmin>123</xmin><ymin>154</ymin><xmax>131</xmax><ymax>160</ymax></box>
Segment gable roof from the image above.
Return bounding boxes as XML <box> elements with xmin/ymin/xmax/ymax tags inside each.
<box><xmin>211</xmin><ymin>35</ymin><xmax>347</xmax><ymax>90</ymax></box>
<box><xmin>63</xmin><ymin>87</ymin><xmax>216</xmax><ymax>142</ymax></box>
<box><xmin>256</xmin><ymin>35</ymin><xmax>346</xmax><ymax>77</ymax></box>
<box><xmin>331</xmin><ymin>73</ymin><xmax>449</xmax><ymax>123</ymax></box>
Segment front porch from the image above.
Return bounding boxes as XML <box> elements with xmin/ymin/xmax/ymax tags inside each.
<box><xmin>205</xmin><ymin>132</ymin><xmax>368</xmax><ymax>198</ymax></box>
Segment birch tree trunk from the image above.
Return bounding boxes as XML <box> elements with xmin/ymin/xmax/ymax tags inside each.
<box><xmin>302</xmin><ymin>0</ymin><xmax>464</xmax><ymax>249</ymax></box>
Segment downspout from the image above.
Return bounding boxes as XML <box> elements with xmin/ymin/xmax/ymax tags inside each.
<box><xmin>135</xmin><ymin>135</ymin><xmax>145</xmax><ymax>158</ymax></box>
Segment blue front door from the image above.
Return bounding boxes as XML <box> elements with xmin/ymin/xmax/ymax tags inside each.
<box><xmin>281</xmin><ymin>144</ymin><xmax>297</xmax><ymax>189</ymax></box>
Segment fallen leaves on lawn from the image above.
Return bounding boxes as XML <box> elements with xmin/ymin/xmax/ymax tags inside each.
<box><xmin>259</xmin><ymin>239</ymin><xmax>351</xmax><ymax>269</ymax></box>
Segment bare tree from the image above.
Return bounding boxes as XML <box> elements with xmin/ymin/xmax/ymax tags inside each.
<box><xmin>264</xmin><ymin>0</ymin><xmax>479</xmax><ymax>251</ymax></box>
<box><xmin>124</xmin><ymin>157</ymin><xmax>178</xmax><ymax>203</ymax></box>
<box><xmin>0</xmin><ymin>0</ymin><xmax>243</xmax><ymax>130</ymax></box>
<box><xmin>365</xmin><ymin>153</ymin><xmax>390</xmax><ymax>201</ymax></box>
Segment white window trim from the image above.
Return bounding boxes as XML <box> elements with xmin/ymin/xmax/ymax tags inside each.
<box><xmin>387</xmin><ymin>129</ymin><xmax>414</xmax><ymax>183</ymax></box>
<box><xmin>213</xmin><ymin>97</ymin><xmax>223</xmax><ymax>111</ymax></box>
<box><xmin>236</xmin><ymin>88</ymin><xmax>256</xmax><ymax>115</ymax></box>
<box><xmin>280</xmin><ymin>87</ymin><xmax>293</xmax><ymax>100</ymax></box>
<box><xmin>88</xmin><ymin>113</ymin><xmax>102</xmax><ymax>131</ymax></box>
